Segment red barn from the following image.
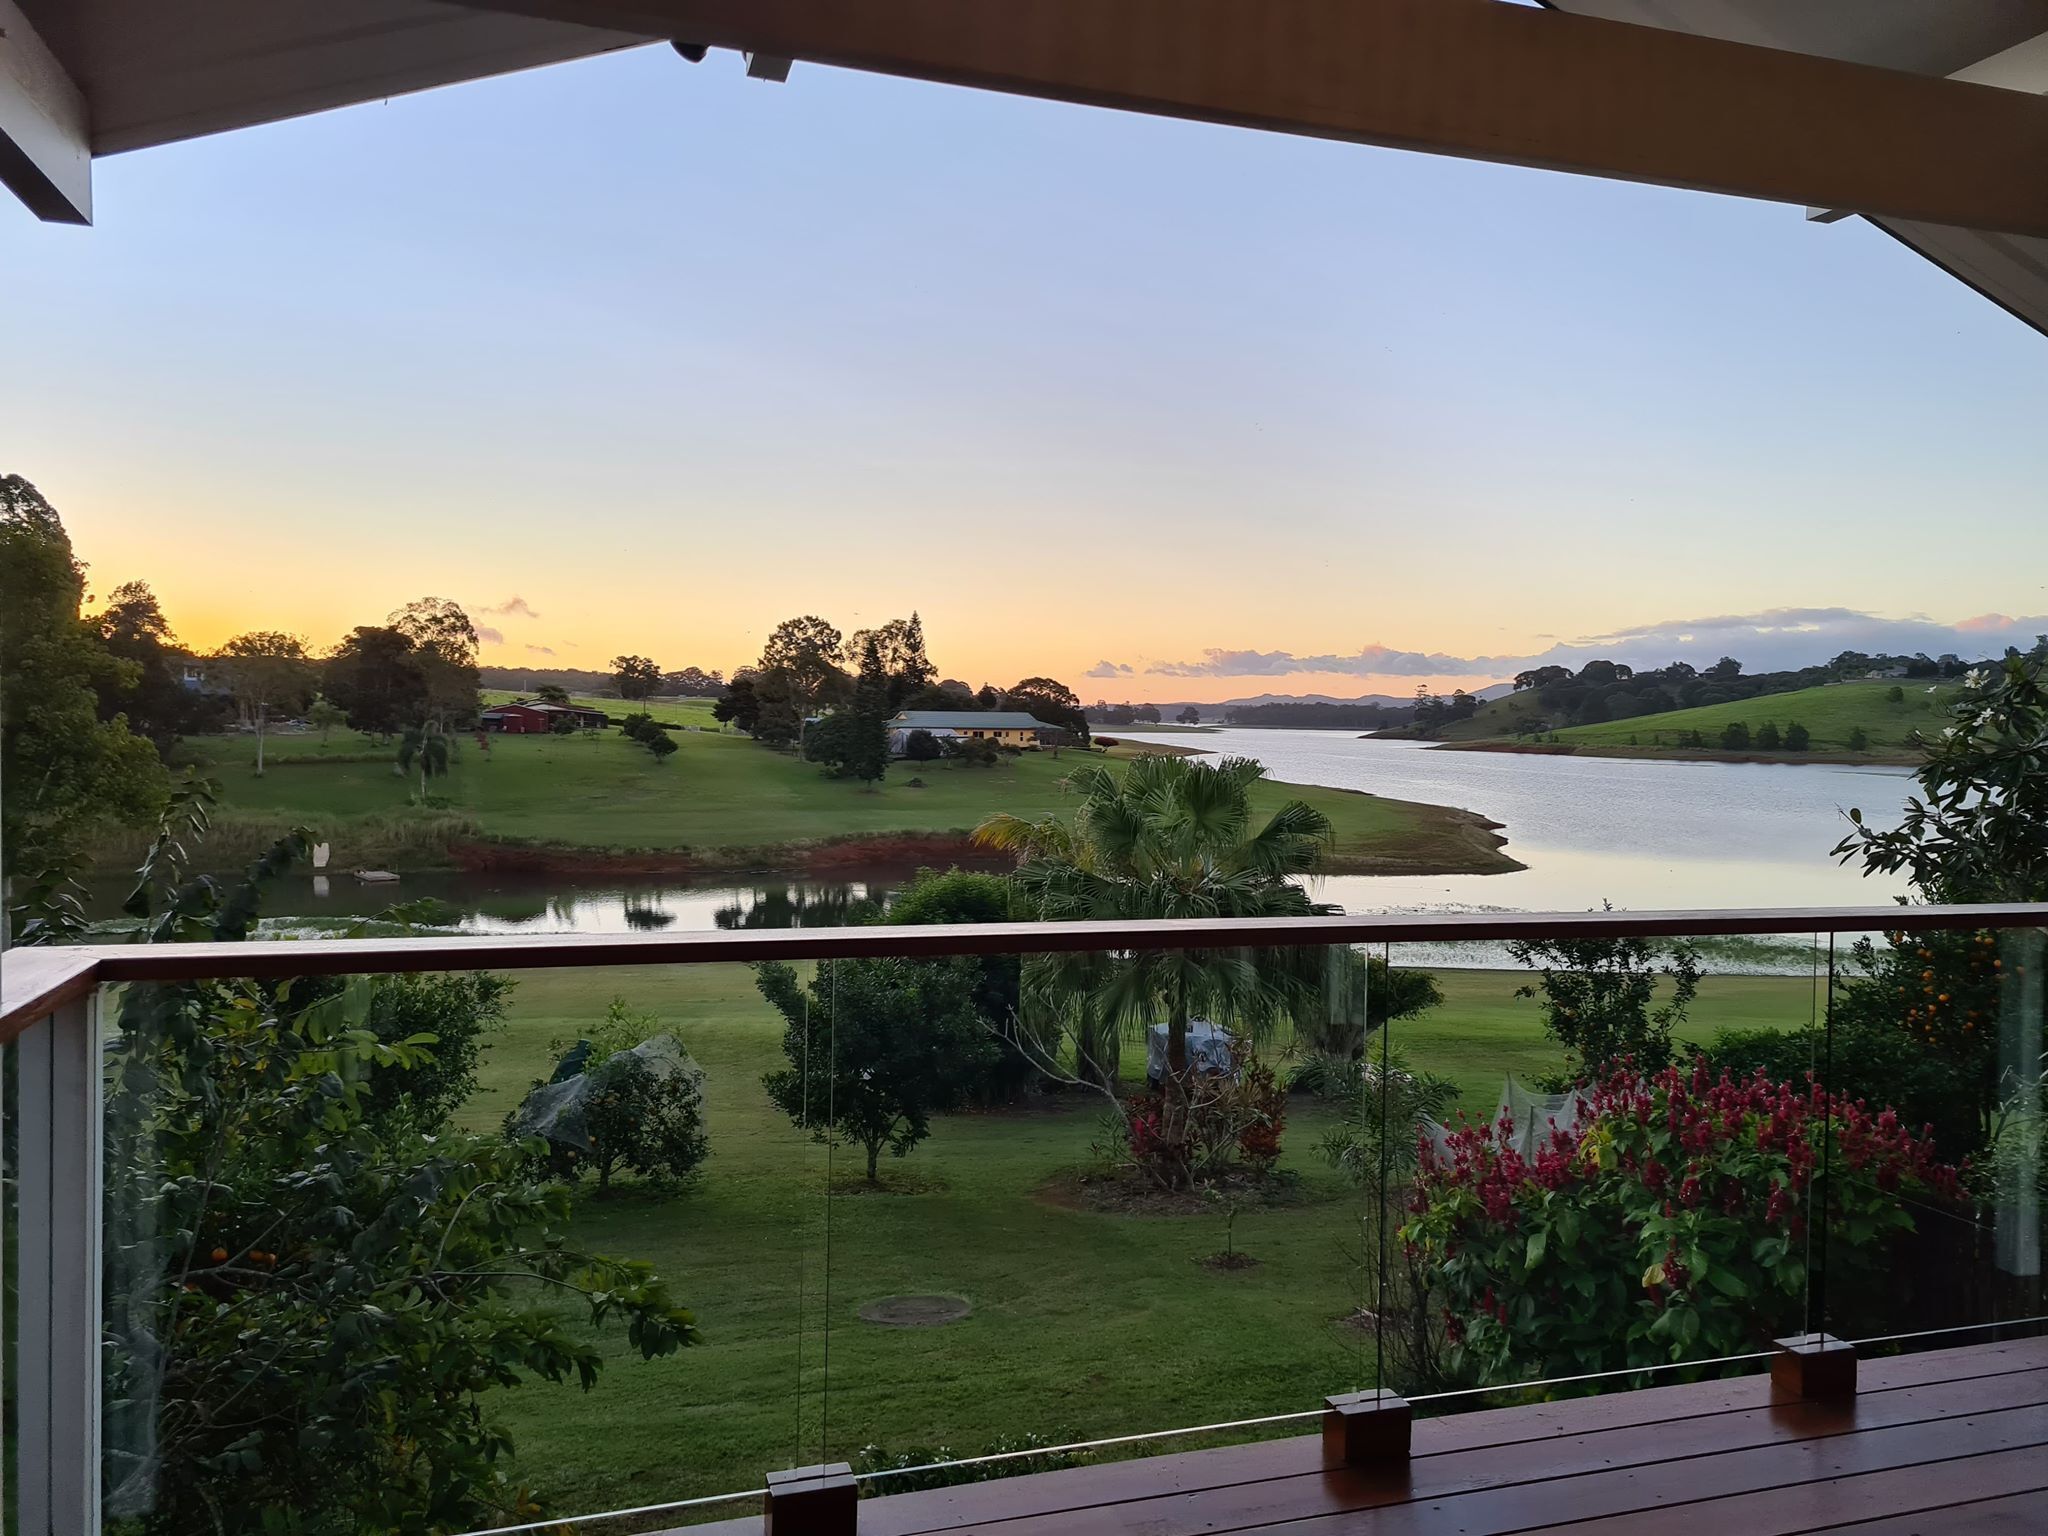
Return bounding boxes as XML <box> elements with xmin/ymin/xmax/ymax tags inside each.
<box><xmin>480</xmin><ymin>703</ymin><xmax>553</xmax><ymax>734</ymax></box>
<box><xmin>480</xmin><ymin>701</ymin><xmax>607</xmax><ymax>734</ymax></box>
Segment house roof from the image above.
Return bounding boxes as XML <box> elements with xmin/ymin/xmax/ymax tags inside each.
<box><xmin>485</xmin><ymin>700</ymin><xmax>604</xmax><ymax>715</ymax></box>
<box><xmin>889</xmin><ymin>711</ymin><xmax>1050</xmax><ymax>731</ymax></box>
<box><xmin>1539</xmin><ymin>1</ymin><xmax>2048</xmax><ymax>339</ymax></box>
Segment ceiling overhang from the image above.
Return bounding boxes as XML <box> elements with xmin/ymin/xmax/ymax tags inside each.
<box><xmin>5</xmin><ymin>0</ymin><xmax>2045</xmax><ymax>334</ymax></box>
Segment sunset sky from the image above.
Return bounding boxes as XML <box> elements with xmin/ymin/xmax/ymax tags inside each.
<box><xmin>5</xmin><ymin>46</ymin><xmax>2046</xmax><ymax>703</ymax></box>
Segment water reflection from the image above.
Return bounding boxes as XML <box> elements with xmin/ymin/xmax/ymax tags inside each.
<box><xmin>711</xmin><ymin>884</ymin><xmax>881</xmax><ymax>930</ymax></box>
<box><xmin>82</xmin><ymin>871</ymin><xmax>904</xmax><ymax>937</ymax></box>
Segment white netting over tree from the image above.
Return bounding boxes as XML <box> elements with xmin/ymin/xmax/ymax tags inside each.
<box><xmin>509</xmin><ymin>1034</ymin><xmax>702</xmax><ymax>1152</ymax></box>
<box><xmin>1421</xmin><ymin>1075</ymin><xmax>1595</xmax><ymax>1161</ymax></box>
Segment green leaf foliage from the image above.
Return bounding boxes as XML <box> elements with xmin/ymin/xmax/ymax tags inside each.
<box><xmin>95</xmin><ymin>819</ymin><xmax>698</xmax><ymax>1532</ymax></box>
<box><xmin>758</xmin><ymin>955</ymin><xmax>997</xmax><ymax>1182</ymax></box>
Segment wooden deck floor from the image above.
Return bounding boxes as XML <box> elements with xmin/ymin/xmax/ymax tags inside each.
<box><xmin>687</xmin><ymin>1335</ymin><xmax>2048</xmax><ymax>1535</ymax></box>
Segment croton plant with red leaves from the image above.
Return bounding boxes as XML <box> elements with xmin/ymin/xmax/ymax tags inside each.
<box><xmin>1401</xmin><ymin>1057</ymin><xmax>1964</xmax><ymax>1385</ymax></box>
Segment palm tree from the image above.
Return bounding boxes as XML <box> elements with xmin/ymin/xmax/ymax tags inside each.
<box><xmin>975</xmin><ymin>755</ymin><xmax>1335</xmax><ymax>1170</ymax></box>
<box><xmin>397</xmin><ymin>722</ymin><xmax>450</xmax><ymax>800</ymax></box>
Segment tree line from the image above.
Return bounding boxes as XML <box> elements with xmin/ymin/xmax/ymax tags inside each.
<box><xmin>709</xmin><ymin>611</ymin><xmax>1094</xmax><ymax>786</ymax></box>
<box><xmin>5</xmin><ymin>476</ymin><xmax>522</xmax><ymax>896</ymax></box>
<box><xmin>479</xmin><ymin>662</ymin><xmax>726</xmax><ymax>699</ymax></box>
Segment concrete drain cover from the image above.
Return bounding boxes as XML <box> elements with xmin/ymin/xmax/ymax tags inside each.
<box><xmin>858</xmin><ymin>1294</ymin><xmax>972</xmax><ymax>1327</ymax></box>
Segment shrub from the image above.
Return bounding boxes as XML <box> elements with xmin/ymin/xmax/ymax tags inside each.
<box><xmin>1704</xmin><ymin>1019</ymin><xmax>1981</xmax><ymax>1160</ymax></box>
<box><xmin>1754</xmin><ymin>721</ymin><xmax>1781</xmax><ymax>750</ymax></box>
<box><xmin>1720</xmin><ymin>721</ymin><xmax>1751</xmax><ymax>750</ymax></box>
<box><xmin>359</xmin><ymin>970</ymin><xmax>513</xmax><ymax>1134</ymax></box>
<box><xmin>941</xmin><ymin>735</ymin><xmax>1002</xmax><ymax>768</ymax></box>
<box><xmin>620</xmin><ymin>710</ymin><xmax>679</xmax><ymax>761</ymax></box>
<box><xmin>1402</xmin><ymin>1058</ymin><xmax>1962</xmax><ymax>1386</ymax></box>
<box><xmin>512</xmin><ymin>1000</ymin><xmax>710</xmax><ymax>1193</ymax></box>
<box><xmin>1507</xmin><ymin>922</ymin><xmax>1701</xmax><ymax>1080</ymax></box>
<box><xmin>1114</xmin><ymin>1047</ymin><xmax>1289</xmax><ymax>1188</ymax></box>
<box><xmin>1847</xmin><ymin>726</ymin><xmax>1871</xmax><ymax>751</ymax></box>
<box><xmin>903</xmin><ymin>728</ymin><xmax>943</xmax><ymax>762</ymax></box>
<box><xmin>1783</xmin><ymin>721</ymin><xmax>1810</xmax><ymax>751</ymax></box>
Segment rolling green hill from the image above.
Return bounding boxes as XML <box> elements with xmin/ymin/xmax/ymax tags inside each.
<box><xmin>1541</xmin><ymin>680</ymin><xmax>1951</xmax><ymax>759</ymax></box>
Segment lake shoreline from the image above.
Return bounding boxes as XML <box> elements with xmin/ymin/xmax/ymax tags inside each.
<box><xmin>80</xmin><ymin>769</ymin><xmax>1523</xmax><ymax>881</ymax></box>
<box><xmin>448</xmin><ymin>792</ymin><xmax>1523</xmax><ymax>880</ymax></box>
<box><xmin>1426</xmin><ymin>739</ymin><xmax>1918</xmax><ymax>767</ymax></box>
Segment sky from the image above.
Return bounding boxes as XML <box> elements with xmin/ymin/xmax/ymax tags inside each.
<box><xmin>4</xmin><ymin>45</ymin><xmax>2046</xmax><ymax>704</ymax></box>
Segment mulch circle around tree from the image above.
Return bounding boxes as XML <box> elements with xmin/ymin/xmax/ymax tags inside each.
<box><xmin>858</xmin><ymin>1294</ymin><xmax>973</xmax><ymax>1328</ymax></box>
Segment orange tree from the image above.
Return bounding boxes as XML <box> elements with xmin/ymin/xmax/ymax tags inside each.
<box><xmin>1832</xmin><ymin>650</ymin><xmax>2048</xmax><ymax>1144</ymax></box>
<box><xmin>91</xmin><ymin>801</ymin><xmax>698</xmax><ymax>1533</ymax></box>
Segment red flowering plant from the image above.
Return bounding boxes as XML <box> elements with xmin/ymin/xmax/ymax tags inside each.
<box><xmin>1114</xmin><ymin>1044</ymin><xmax>1289</xmax><ymax>1189</ymax></box>
<box><xmin>1400</xmin><ymin>1056</ymin><xmax>1964</xmax><ymax>1386</ymax></box>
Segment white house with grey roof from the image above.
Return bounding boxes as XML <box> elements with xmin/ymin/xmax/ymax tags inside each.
<box><xmin>886</xmin><ymin>711</ymin><xmax>1051</xmax><ymax>753</ymax></box>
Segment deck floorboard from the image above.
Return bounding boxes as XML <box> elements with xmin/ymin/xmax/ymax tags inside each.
<box><xmin>674</xmin><ymin>1336</ymin><xmax>2048</xmax><ymax>1536</ymax></box>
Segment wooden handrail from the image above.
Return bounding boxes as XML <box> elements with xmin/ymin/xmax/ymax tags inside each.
<box><xmin>5</xmin><ymin>903</ymin><xmax>2045</xmax><ymax>1041</ymax></box>
<box><xmin>0</xmin><ymin>948</ymin><xmax>101</xmax><ymax>1039</ymax></box>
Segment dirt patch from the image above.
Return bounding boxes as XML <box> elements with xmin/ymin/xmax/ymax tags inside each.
<box><xmin>1033</xmin><ymin>1168</ymin><xmax>1315</xmax><ymax>1218</ymax></box>
<box><xmin>1201</xmin><ymin>1252</ymin><xmax>1262</xmax><ymax>1272</ymax></box>
<box><xmin>858</xmin><ymin>1294</ymin><xmax>973</xmax><ymax>1327</ymax></box>
<box><xmin>828</xmin><ymin>1168</ymin><xmax>949</xmax><ymax>1197</ymax></box>
<box><xmin>1337</xmin><ymin>1307</ymin><xmax>1382</xmax><ymax>1335</ymax></box>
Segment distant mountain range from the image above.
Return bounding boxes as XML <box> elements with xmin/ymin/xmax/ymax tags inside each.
<box><xmin>1195</xmin><ymin>683</ymin><xmax>1515</xmax><ymax>711</ymax></box>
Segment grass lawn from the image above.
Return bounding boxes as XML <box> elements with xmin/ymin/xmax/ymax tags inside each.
<box><xmin>180</xmin><ymin>730</ymin><xmax>1516</xmax><ymax>874</ymax></box>
<box><xmin>460</xmin><ymin>963</ymin><xmax>1819</xmax><ymax>1522</ymax></box>
<box><xmin>1547</xmin><ymin>680</ymin><xmax>1953</xmax><ymax>759</ymax></box>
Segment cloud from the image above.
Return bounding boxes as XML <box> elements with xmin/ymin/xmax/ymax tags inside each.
<box><xmin>1132</xmin><ymin>609</ymin><xmax>2048</xmax><ymax>682</ymax></box>
<box><xmin>1557</xmin><ymin>608</ymin><xmax>2048</xmax><ymax>674</ymax></box>
<box><xmin>526</xmin><ymin>644</ymin><xmax>556</xmax><ymax>656</ymax></box>
<box><xmin>1145</xmin><ymin>645</ymin><xmax>1515</xmax><ymax>679</ymax></box>
<box><xmin>475</xmin><ymin>625</ymin><xmax>506</xmax><ymax>645</ymax></box>
<box><xmin>1084</xmin><ymin>659</ymin><xmax>1135</xmax><ymax>678</ymax></box>
<box><xmin>478</xmin><ymin>596</ymin><xmax>541</xmax><ymax>620</ymax></box>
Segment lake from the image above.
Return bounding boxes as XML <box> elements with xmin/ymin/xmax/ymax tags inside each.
<box><xmin>106</xmin><ymin>731</ymin><xmax>1917</xmax><ymax>944</ymax></box>
<box><xmin>1127</xmin><ymin>729</ymin><xmax>1916</xmax><ymax>915</ymax></box>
